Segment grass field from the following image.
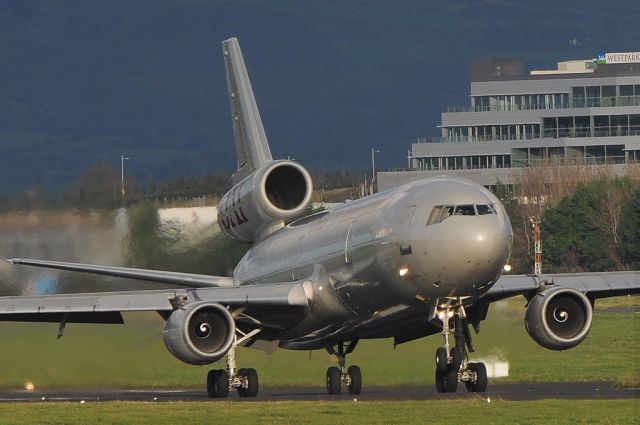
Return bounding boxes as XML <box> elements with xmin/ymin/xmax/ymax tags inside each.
<box><xmin>0</xmin><ymin>400</ymin><xmax>637</xmax><ymax>425</ymax></box>
<box><xmin>0</xmin><ymin>296</ymin><xmax>636</xmax><ymax>390</ymax></box>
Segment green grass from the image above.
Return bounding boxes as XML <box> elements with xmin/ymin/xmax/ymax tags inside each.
<box><xmin>0</xmin><ymin>400</ymin><xmax>637</xmax><ymax>425</ymax></box>
<box><xmin>0</xmin><ymin>296</ymin><xmax>636</xmax><ymax>390</ymax></box>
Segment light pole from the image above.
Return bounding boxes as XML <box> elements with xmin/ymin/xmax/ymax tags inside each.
<box><xmin>121</xmin><ymin>154</ymin><xmax>130</xmax><ymax>202</ymax></box>
<box><xmin>371</xmin><ymin>147</ymin><xmax>380</xmax><ymax>186</ymax></box>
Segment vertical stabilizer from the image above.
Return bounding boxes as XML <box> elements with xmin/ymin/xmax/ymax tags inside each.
<box><xmin>222</xmin><ymin>38</ymin><xmax>273</xmax><ymax>185</ymax></box>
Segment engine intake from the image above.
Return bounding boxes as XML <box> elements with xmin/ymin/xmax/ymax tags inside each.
<box><xmin>163</xmin><ymin>302</ymin><xmax>235</xmax><ymax>365</ymax></box>
<box><xmin>524</xmin><ymin>287</ymin><xmax>593</xmax><ymax>350</ymax></box>
<box><xmin>218</xmin><ymin>160</ymin><xmax>313</xmax><ymax>242</ymax></box>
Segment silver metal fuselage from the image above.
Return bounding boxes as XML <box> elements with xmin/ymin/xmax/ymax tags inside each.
<box><xmin>233</xmin><ymin>177</ymin><xmax>513</xmax><ymax>349</ymax></box>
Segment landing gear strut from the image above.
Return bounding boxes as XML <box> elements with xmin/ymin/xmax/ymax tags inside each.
<box><xmin>325</xmin><ymin>339</ymin><xmax>362</xmax><ymax>395</ymax></box>
<box><xmin>434</xmin><ymin>303</ymin><xmax>487</xmax><ymax>393</ymax></box>
<box><xmin>207</xmin><ymin>328</ymin><xmax>262</xmax><ymax>399</ymax></box>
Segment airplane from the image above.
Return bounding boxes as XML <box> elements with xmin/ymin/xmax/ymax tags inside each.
<box><xmin>3</xmin><ymin>37</ymin><xmax>639</xmax><ymax>398</ymax></box>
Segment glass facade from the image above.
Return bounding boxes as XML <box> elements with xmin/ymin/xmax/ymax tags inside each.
<box><xmin>462</xmin><ymin>84</ymin><xmax>640</xmax><ymax>112</ymax></box>
<box><xmin>417</xmin><ymin>78</ymin><xmax>640</xmax><ymax>172</ymax></box>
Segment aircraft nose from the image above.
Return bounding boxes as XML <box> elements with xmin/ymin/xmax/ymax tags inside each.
<box><xmin>422</xmin><ymin>214</ymin><xmax>512</xmax><ymax>294</ymax></box>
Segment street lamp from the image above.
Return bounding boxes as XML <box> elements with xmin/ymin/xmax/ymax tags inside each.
<box><xmin>121</xmin><ymin>154</ymin><xmax>130</xmax><ymax>202</ymax></box>
<box><xmin>371</xmin><ymin>148</ymin><xmax>380</xmax><ymax>185</ymax></box>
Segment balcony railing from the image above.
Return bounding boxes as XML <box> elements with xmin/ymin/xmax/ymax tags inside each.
<box><xmin>544</xmin><ymin>125</ymin><xmax>640</xmax><ymax>138</ymax></box>
<box><xmin>513</xmin><ymin>156</ymin><xmax>628</xmax><ymax>167</ymax></box>
<box><xmin>418</xmin><ymin>125</ymin><xmax>640</xmax><ymax>143</ymax></box>
<box><xmin>446</xmin><ymin>95</ymin><xmax>640</xmax><ymax>113</ymax></box>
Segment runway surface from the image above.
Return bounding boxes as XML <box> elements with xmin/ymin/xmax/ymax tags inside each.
<box><xmin>0</xmin><ymin>382</ymin><xmax>637</xmax><ymax>402</ymax></box>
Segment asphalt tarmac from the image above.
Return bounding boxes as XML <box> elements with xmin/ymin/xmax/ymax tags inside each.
<box><xmin>0</xmin><ymin>382</ymin><xmax>637</xmax><ymax>403</ymax></box>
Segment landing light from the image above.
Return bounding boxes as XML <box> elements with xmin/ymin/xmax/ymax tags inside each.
<box><xmin>24</xmin><ymin>381</ymin><xmax>35</xmax><ymax>391</ymax></box>
<box><xmin>398</xmin><ymin>267</ymin><xmax>409</xmax><ymax>277</ymax></box>
<box><xmin>503</xmin><ymin>264</ymin><xmax>512</xmax><ymax>272</ymax></box>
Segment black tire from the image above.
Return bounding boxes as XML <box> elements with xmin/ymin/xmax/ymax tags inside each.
<box><xmin>435</xmin><ymin>347</ymin><xmax>448</xmax><ymax>373</ymax></box>
<box><xmin>469</xmin><ymin>362</ymin><xmax>488</xmax><ymax>393</ymax></box>
<box><xmin>207</xmin><ymin>369</ymin><xmax>218</xmax><ymax>398</ymax></box>
<box><xmin>326</xmin><ymin>366</ymin><xmax>342</xmax><ymax>395</ymax></box>
<box><xmin>347</xmin><ymin>365</ymin><xmax>362</xmax><ymax>395</ymax></box>
<box><xmin>435</xmin><ymin>370</ymin><xmax>446</xmax><ymax>393</ymax></box>
<box><xmin>450</xmin><ymin>347</ymin><xmax>463</xmax><ymax>371</ymax></box>
<box><xmin>444</xmin><ymin>366</ymin><xmax>458</xmax><ymax>393</ymax></box>
<box><xmin>207</xmin><ymin>369</ymin><xmax>229</xmax><ymax>399</ymax></box>
<box><xmin>244</xmin><ymin>368</ymin><xmax>259</xmax><ymax>397</ymax></box>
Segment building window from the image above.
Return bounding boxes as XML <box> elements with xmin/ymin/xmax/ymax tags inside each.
<box><xmin>620</xmin><ymin>85</ymin><xmax>634</xmax><ymax>97</ymax></box>
<box><xmin>586</xmin><ymin>86</ymin><xmax>600</xmax><ymax>107</ymax></box>
<box><xmin>602</xmin><ymin>85</ymin><xmax>616</xmax><ymax>106</ymax></box>
<box><xmin>575</xmin><ymin>116</ymin><xmax>590</xmax><ymax>137</ymax></box>
<box><xmin>572</xmin><ymin>87</ymin><xmax>585</xmax><ymax>107</ymax></box>
<box><xmin>594</xmin><ymin>115</ymin><xmax>610</xmax><ymax>137</ymax></box>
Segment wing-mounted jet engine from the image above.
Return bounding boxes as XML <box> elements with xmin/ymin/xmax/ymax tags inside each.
<box><xmin>217</xmin><ymin>160</ymin><xmax>313</xmax><ymax>243</ymax></box>
<box><xmin>163</xmin><ymin>301</ymin><xmax>236</xmax><ymax>365</ymax></box>
<box><xmin>524</xmin><ymin>286</ymin><xmax>593</xmax><ymax>350</ymax></box>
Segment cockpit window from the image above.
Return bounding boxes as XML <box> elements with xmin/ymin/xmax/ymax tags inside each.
<box><xmin>476</xmin><ymin>204</ymin><xmax>495</xmax><ymax>215</ymax></box>
<box><xmin>427</xmin><ymin>206</ymin><xmax>443</xmax><ymax>225</ymax></box>
<box><xmin>440</xmin><ymin>205</ymin><xmax>454</xmax><ymax>222</ymax></box>
<box><xmin>427</xmin><ymin>203</ymin><xmax>495</xmax><ymax>225</ymax></box>
<box><xmin>454</xmin><ymin>205</ymin><xmax>475</xmax><ymax>216</ymax></box>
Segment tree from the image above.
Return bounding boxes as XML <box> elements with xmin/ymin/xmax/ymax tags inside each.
<box><xmin>542</xmin><ymin>183</ymin><xmax>615</xmax><ymax>272</ymax></box>
<box><xmin>619</xmin><ymin>186</ymin><xmax>640</xmax><ymax>268</ymax></box>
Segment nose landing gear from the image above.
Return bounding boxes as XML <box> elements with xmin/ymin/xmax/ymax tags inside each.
<box><xmin>434</xmin><ymin>303</ymin><xmax>487</xmax><ymax>393</ymax></box>
<box><xmin>325</xmin><ymin>339</ymin><xmax>362</xmax><ymax>395</ymax></box>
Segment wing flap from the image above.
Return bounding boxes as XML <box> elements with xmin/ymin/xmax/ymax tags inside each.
<box><xmin>0</xmin><ymin>289</ymin><xmax>178</xmax><ymax>314</ymax></box>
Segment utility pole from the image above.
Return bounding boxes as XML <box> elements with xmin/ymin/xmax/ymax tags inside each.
<box><xmin>121</xmin><ymin>154</ymin><xmax>130</xmax><ymax>203</ymax></box>
<box><xmin>371</xmin><ymin>148</ymin><xmax>380</xmax><ymax>192</ymax></box>
<box><xmin>530</xmin><ymin>218</ymin><xmax>542</xmax><ymax>275</ymax></box>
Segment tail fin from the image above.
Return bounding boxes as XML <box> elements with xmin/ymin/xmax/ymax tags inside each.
<box><xmin>222</xmin><ymin>38</ymin><xmax>273</xmax><ymax>185</ymax></box>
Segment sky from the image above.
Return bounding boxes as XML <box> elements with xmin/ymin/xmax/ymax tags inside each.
<box><xmin>0</xmin><ymin>0</ymin><xmax>638</xmax><ymax>195</ymax></box>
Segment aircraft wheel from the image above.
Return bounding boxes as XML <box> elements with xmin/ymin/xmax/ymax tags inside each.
<box><xmin>207</xmin><ymin>369</ymin><xmax>229</xmax><ymax>398</ymax></box>
<box><xmin>238</xmin><ymin>368</ymin><xmax>259</xmax><ymax>397</ymax></box>
<box><xmin>467</xmin><ymin>362</ymin><xmax>488</xmax><ymax>393</ymax></box>
<box><xmin>450</xmin><ymin>347</ymin><xmax>462</xmax><ymax>371</ymax></box>
<box><xmin>435</xmin><ymin>347</ymin><xmax>448</xmax><ymax>373</ymax></box>
<box><xmin>347</xmin><ymin>365</ymin><xmax>362</xmax><ymax>395</ymax></box>
<box><xmin>435</xmin><ymin>370</ymin><xmax>446</xmax><ymax>393</ymax></box>
<box><xmin>444</xmin><ymin>367</ymin><xmax>458</xmax><ymax>393</ymax></box>
<box><xmin>326</xmin><ymin>366</ymin><xmax>342</xmax><ymax>395</ymax></box>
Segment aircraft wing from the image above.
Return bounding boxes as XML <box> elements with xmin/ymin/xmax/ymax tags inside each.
<box><xmin>480</xmin><ymin>271</ymin><xmax>640</xmax><ymax>304</ymax></box>
<box><xmin>8</xmin><ymin>258</ymin><xmax>234</xmax><ymax>288</ymax></box>
<box><xmin>0</xmin><ymin>281</ymin><xmax>308</xmax><ymax>324</ymax></box>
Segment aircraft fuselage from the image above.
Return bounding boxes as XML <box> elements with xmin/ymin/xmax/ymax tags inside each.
<box><xmin>233</xmin><ymin>177</ymin><xmax>513</xmax><ymax>348</ymax></box>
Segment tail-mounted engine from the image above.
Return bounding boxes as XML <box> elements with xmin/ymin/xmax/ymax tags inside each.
<box><xmin>163</xmin><ymin>302</ymin><xmax>236</xmax><ymax>365</ymax></box>
<box><xmin>524</xmin><ymin>287</ymin><xmax>593</xmax><ymax>350</ymax></box>
<box><xmin>218</xmin><ymin>160</ymin><xmax>313</xmax><ymax>243</ymax></box>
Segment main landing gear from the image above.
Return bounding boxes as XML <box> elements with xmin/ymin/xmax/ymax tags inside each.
<box><xmin>434</xmin><ymin>303</ymin><xmax>487</xmax><ymax>393</ymax></box>
<box><xmin>207</xmin><ymin>329</ymin><xmax>261</xmax><ymax>399</ymax></box>
<box><xmin>325</xmin><ymin>339</ymin><xmax>362</xmax><ymax>395</ymax></box>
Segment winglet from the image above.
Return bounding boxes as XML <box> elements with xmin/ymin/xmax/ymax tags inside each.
<box><xmin>222</xmin><ymin>37</ymin><xmax>273</xmax><ymax>185</ymax></box>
